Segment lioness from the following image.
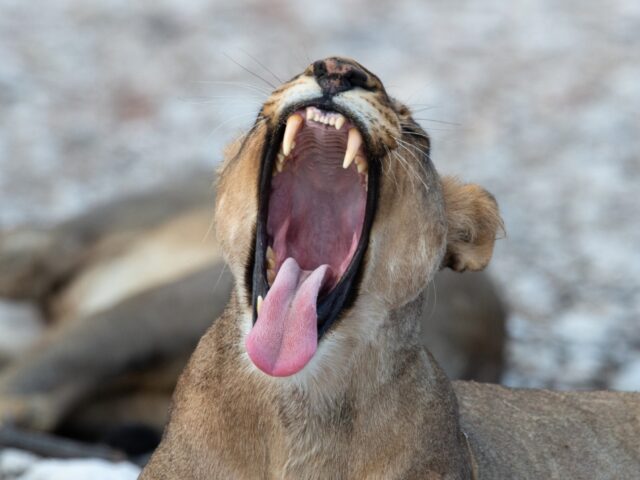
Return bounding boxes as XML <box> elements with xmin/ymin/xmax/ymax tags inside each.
<box><xmin>140</xmin><ymin>57</ymin><xmax>640</xmax><ymax>479</ymax></box>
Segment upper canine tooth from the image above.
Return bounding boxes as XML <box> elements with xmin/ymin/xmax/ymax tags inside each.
<box><xmin>343</xmin><ymin>128</ymin><xmax>363</xmax><ymax>169</ymax></box>
<box><xmin>283</xmin><ymin>114</ymin><xmax>303</xmax><ymax>156</ymax></box>
<box><xmin>335</xmin><ymin>114</ymin><xmax>346</xmax><ymax>130</ymax></box>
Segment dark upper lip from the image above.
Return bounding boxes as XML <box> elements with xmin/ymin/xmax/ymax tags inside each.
<box><xmin>249</xmin><ymin>98</ymin><xmax>380</xmax><ymax>338</ymax></box>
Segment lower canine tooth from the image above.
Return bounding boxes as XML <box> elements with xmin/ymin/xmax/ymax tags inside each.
<box><xmin>257</xmin><ymin>295</ymin><xmax>263</xmax><ymax>315</ymax></box>
<box><xmin>343</xmin><ymin>127</ymin><xmax>363</xmax><ymax>169</ymax></box>
<box><xmin>266</xmin><ymin>246</ymin><xmax>275</xmax><ymax>268</ymax></box>
<box><xmin>283</xmin><ymin>114</ymin><xmax>303</xmax><ymax>156</ymax></box>
<box><xmin>356</xmin><ymin>155</ymin><xmax>368</xmax><ymax>174</ymax></box>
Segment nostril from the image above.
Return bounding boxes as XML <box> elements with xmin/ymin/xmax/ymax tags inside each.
<box><xmin>344</xmin><ymin>68</ymin><xmax>368</xmax><ymax>89</ymax></box>
<box><xmin>313</xmin><ymin>60</ymin><xmax>328</xmax><ymax>79</ymax></box>
<box><xmin>313</xmin><ymin>59</ymin><xmax>372</xmax><ymax>95</ymax></box>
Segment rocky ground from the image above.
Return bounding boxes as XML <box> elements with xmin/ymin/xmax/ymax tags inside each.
<box><xmin>0</xmin><ymin>0</ymin><xmax>639</xmax><ymax>476</ymax></box>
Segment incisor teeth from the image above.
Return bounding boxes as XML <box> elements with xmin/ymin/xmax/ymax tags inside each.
<box><xmin>343</xmin><ymin>127</ymin><xmax>363</xmax><ymax>169</ymax></box>
<box><xmin>257</xmin><ymin>295</ymin><xmax>263</xmax><ymax>315</ymax></box>
<box><xmin>283</xmin><ymin>114</ymin><xmax>303</xmax><ymax>156</ymax></box>
<box><xmin>335</xmin><ymin>115</ymin><xmax>345</xmax><ymax>130</ymax></box>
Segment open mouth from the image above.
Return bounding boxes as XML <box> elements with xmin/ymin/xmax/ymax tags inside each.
<box><xmin>246</xmin><ymin>104</ymin><xmax>378</xmax><ymax>377</ymax></box>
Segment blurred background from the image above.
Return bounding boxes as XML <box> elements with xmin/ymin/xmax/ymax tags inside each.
<box><xmin>0</xmin><ymin>0</ymin><xmax>639</xmax><ymax>476</ymax></box>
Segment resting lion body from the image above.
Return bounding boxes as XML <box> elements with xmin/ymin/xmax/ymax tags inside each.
<box><xmin>140</xmin><ymin>58</ymin><xmax>639</xmax><ymax>479</ymax></box>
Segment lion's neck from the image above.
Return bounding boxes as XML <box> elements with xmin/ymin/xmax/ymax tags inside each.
<box><xmin>266</xmin><ymin>289</ymin><xmax>430</xmax><ymax>396</ymax></box>
<box><xmin>214</xmin><ymin>289</ymin><xmax>471</xmax><ymax>477</ymax></box>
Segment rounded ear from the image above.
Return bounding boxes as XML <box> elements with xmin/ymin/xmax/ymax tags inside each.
<box><xmin>440</xmin><ymin>176</ymin><xmax>504</xmax><ymax>272</ymax></box>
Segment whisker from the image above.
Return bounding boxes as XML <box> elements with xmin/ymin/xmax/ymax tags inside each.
<box><xmin>183</xmin><ymin>95</ymin><xmax>265</xmax><ymax>101</ymax></box>
<box><xmin>408</xmin><ymin>113</ymin><xmax>459</xmax><ymax>129</ymax></box>
<box><xmin>406</xmin><ymin>106</ymin><xmax>437</xmax><ymax>114</ymax></box>
<box><xmin>223</xmin><ymin>52</ymin><xmax>277</xmax><ymax>89</ymax></box>
<box><xmin>383</xmin><ymin>145</ymin><xmax>400</xmax><ymax>191</ymax></box>
<box><xmin>412</xmin><ymin>117</ymin><xmax>460</xmax><ymax>126</ymax></box>
<box><xmin>395</xmin><ymin>136</ymin><xmax>430</xmax><ymax>160</ymax></box>
<box><xmin>188</xmin><ymin>101</ymin><xmax>264</xmax><ymax>110</ymax></box>
<box><xmin>203</xmin><ymin>208</ymin><xmax>216</xmax><ymax>243</ymax></box>
<box><xmin>401</xmin><ymin>82</ymin><xmax>434</xmax><ymax>106</ymax></box>
<box><xmin>194</xmin><ymin>80</ymin><xmax>271</xmax><ymax>96</ymax></box>
<box><xmin>389</xmin><ymin>148</ymin><xmax>419</xmax><ymax>195</ymax></box>
<box><xmin>390</xmin><ymin>138</ymin><xmax>431</xmax><ymax>194</ymax></box>
<box><xmin>391</xmin><ymin>149</ymin><xmax>418</xmax><ymax>194</ymax></box>
<box><xmin>399</xmin><ymin>122</ymin><xmax>432</xmax><ymax>135</ymax></box>
<box><xmin>213</xmin><ymin>262</ymin><xmax>229</xmax><ymax>293</ymax></box>
<box><xmin>182</xmin><ymin>100</ymin><xmax>264</xmax><ymax>111</ymax></box>
<box><xmin>207</xmin><ymin>111</ymin><xmax>264</xmax><ymax>138</ymax></box>
<box><xmin>238</xmin><ymin>48</ymin><xmax>283</xmax><ymax>84</ymax></box>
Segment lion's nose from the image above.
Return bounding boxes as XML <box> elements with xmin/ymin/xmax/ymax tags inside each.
<box><xmin>313</xmin><ymin>58</ymin><xmax>369</xmax><ymax>96</ymax></box>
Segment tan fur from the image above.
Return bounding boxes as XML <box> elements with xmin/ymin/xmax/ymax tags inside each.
<box><xmin>142</xmin><ymin>57</ymin><xmax>640</xmax><ymax>479</ymax></box>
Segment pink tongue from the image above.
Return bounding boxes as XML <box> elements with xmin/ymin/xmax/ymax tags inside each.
<box><xmin>246</xmin><ymin>257</ymin><xmax>329</xmax><ymax>377</ymax></box>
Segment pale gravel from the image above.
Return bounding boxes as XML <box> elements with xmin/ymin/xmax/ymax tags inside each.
<box><xmin>0</xmin><ymin>449</ymin><xmax>140</xmax><ymax>480</ymax></box>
